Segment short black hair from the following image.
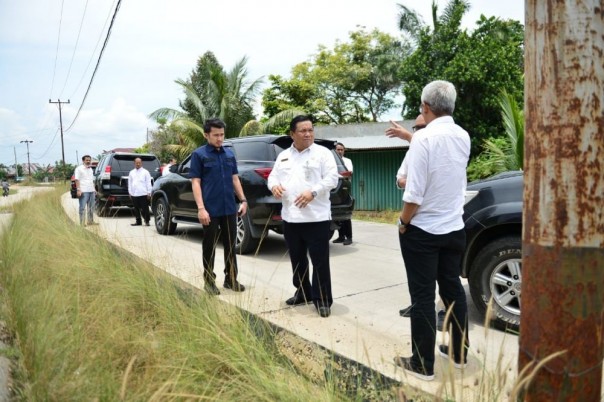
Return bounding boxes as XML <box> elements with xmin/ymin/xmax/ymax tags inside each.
<box><xmin>82</xmin><ymin>155</ymin><xmax>91</xmax><ymax>161</ymax></box>
<box><xmin>335</xmin><ymin>143</ymin><xmax>345</xmax><ymax>149</ymax></box>
<box><xmin>289</xmin><ymin>115</ymin><xmax>313</xmax><ymax>133</ymax></box>
<box><xmin>204</xmin><ymin>118</ymin><xmax>226</xmax><ymax>134</ymax></box>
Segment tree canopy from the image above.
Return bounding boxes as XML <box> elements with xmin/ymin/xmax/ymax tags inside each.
<box><xmin>150</xmin><ymin>52</ymin><xmax>264</xmax><ymax>156</ymax></box>
<box><xmin>397</xmin><ymin>1</ymin><xmax>524</xmax><ymax>153</ymax></box>
<box><xmin>262</xmin><ymin>28</ymin><xmax>410</xmax><ymax>124</ymax></box>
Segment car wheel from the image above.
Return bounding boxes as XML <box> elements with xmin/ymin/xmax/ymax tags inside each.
<box><xmin>153</xmin><ymin>198</ymin><xmax>177</xmax><ymax>235</ymax></box>
<box><xmin>468</xmin><ymin>236</ymin><xmax>521</xmax><ymax>332</ymax></box>
<box><xmin>235</xmin><ymin>214</ymin><xmax>261</xmax><ymax>255</ymax></box>
<box><xmin>95</xmin><ymin>198</ymin><xmax>108</xmax><ymax>217</ymax></box>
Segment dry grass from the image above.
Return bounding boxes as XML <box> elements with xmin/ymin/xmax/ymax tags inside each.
<box><xmin>353</xmin><ymin>209</ymin><xmax>400</xmax><ymax>224</ymax></box>
<box><xmin>0</xmin><ymin>188</ymin><xmax>358</xmax><ymax>401</ymax></box>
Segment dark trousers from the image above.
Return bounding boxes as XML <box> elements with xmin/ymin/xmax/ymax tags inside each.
<box><xmin>202</xmin><ymin>214</ymin><xmax>238</xmax><ymax>284</ymax></box>
<box><xmin>337</xmin><ymin>219</ymin><xmax>353</xmax><ymax>240</ymax></box>
<box><xmin>400</xmin><ymin>225</ymin><xmax>469</xmax><ymax>372</ymax></box>
<box><xmin>283</xmin><ymin>220</ymin><xmax>332</xmax><ymax>308</ymax></box>
<box><xmin>131</xmin><ymin>195</ymin><xmax>150</xmax><ymax>224</ymax></box>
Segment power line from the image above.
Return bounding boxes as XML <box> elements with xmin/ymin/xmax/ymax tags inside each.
<box><xmin>58</xmin><ymin>0</ymin><xmax>91</xmax><ymax>98</ymax></box>
<box><xmin>69</xmin><ymin>0</ymin><xmax>117</xmax><ymax>100</ymax></box>
<box><xmin>64</xmin><ymin>0</ymin><xmax>122</xmax><ymax>133</ymax></box>
<box><xmin>49</xmin><ymin>0</ymin><xmax>66</xmax><ymax>99</ymax></box>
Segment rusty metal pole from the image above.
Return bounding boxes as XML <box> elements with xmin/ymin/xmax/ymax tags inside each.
<box><xmin>520</xmin><ymin>1</ymin><xmax>604</xmax><ymax>400</ymax></box>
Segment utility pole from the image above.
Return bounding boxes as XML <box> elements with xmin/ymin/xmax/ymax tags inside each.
<box><xmin>520</xmin><ymin>1</ymin><xmax>603</xmax><ymax>401</ymax></box>
<box><xmin>13</xmin><ymin>146</ymin><xmax>18</xmax><ymax>179</ymax></box>
<box><xmin>49</xmin><ymin>99</ymin><xmax>70</xmax><ymax>168</ymax></box>
<box><xmin>20</xmin><ymin>140</ymin><xmax>33</xmax><ymax>177</ymax></box>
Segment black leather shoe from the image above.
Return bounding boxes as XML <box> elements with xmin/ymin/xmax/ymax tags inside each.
<box><xmin>332</xmin><ymin>238</ymin><xmax>344</xmax><ymax>244</ymax></box>
<box><xmin>144</xmin><ymin>221</ymin><xmax>150</xmax><ymax>226</ymax></box>
<box><xmin>399</xmin><ymin>305</ymin><xmax>413</xmax><ymax>317</ymax></box>
<box><xmin>317</xmin><ymin>306</ymin><xmax>331</xmax><ymax>317</ymax></box>
<box><xmin>131</xmin><ymin>222</ymin><xmax>142</xmax><ymax>226</ymax></box>
<box><xmin>343</xmin><ymin>239</ymin><xmax>352</xmax><ymax>245</ymax></box>
<box><xmin>204</xmin><ymin>282</ymin><xmax>221</xmax><ymax>296</ymax></box>
<box><xmin>224</xmin><ymin>280</ymin><xmax>245</xmax><ymax>292</ymax></box>
<box><xmin>285</xmin><ymin>294</ymin><xmax>311</xmax><ymax>306</ymax></box>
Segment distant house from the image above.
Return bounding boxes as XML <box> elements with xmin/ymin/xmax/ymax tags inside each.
<box><xmin>315</xmin><ymin>121</ymin><xmax>414</xmax><ymax>211</ymax></box>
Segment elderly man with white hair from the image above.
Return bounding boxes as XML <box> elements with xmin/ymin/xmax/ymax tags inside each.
<box><xmin>393</xmin><ymin>80</ymin><xmax>471</xmax><ymax>381</ymax></box>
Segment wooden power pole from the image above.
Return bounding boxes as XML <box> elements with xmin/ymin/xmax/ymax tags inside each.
<box><xmin>49</xmin><ymin>99</ymin><xmax>70</xmax><ymax>168</ymax></box>
<box><xmin>520</xmin><ymin>1</ymin><xmax>603</xmax><ymax>400</ymax></box>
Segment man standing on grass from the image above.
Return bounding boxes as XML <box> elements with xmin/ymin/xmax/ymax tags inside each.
<box><xmin>393</xmin><ymin>80</ymin><xmax>471</xmax><ymax>381</ymax></box>
<box><xmin>190</xmin><ymin>118</ymin><xmax>247</xmax><ymax>296</ymax></box>
<box><xmin>128</xmin><ymin>157</ymin><xmax>152</xmax><ymax>227</ymax></box>
<box><xmin>74</xmin><ymin>155</ymin><xmax>97</xmax><ymax>226</ymax></box>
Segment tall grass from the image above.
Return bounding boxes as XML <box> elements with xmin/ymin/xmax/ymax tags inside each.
<box><xmin>0</xmin><ymin>188</ymin><xmax>356</xmax><ymax>401</ymax></box>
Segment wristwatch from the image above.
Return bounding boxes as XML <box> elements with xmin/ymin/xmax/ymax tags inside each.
<box><xmin>311</xmin><ymin>191</ymin><xmax>317</xmax><ymax>198</ymax></box>
<box><xmin>397</xmin><ymin>217</ymin><xmax>408</xmax><ymax>228</ymax></box>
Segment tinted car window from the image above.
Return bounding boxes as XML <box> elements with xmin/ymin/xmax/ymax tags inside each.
<box><xmin>113</xmin><ymin>155</ymin><xmax>159</xmax><ymax>172</ymax></box>
<box><xmin>232</xmin><ymin>142</ymin><xmax>270</xmax><ymax>161</ymax></box>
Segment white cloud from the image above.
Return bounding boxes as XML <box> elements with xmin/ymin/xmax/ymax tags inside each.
<box><xmin>0</xmin><ymin>0</ymin><xmax>524</xmax><ymax>165</ymax></box>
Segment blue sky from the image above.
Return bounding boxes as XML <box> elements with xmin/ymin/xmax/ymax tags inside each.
<box><xmin>0</xmin><ymin>0</ymin><xmax>523</xmax><ymax>166</ymax></box>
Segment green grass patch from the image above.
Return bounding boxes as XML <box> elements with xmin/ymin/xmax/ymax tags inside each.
<box><xmin>1</xmin><ymin>188</ymin><xmax>387</xmax><ymax>400</ymax></box>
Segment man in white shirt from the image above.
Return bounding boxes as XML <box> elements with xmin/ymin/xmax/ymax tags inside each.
<box><xmin>267</xmin><ymin>115</ymin><xmax>339</xmax><ymax>318</ymax></box>
<box><xmin>162</xmin><ymin>158</ymin><xmax>177</xmax><ymax>176</ymax></box>
<box><xmin>333</xmin><ymin>142</ymin><xmax>354</xmax><ymax>245</ymax></box>
<box><xmin>393</xmin><ymin>81</ymin><xmax>471</xmax><ymax>381</ymax></box>
<box><xmin>128</xmin><ymin>157</ymin><xmax>153</xmax><ymax>226</ymax></box>
<box><xmin>74</xmin><ymin>155</ymin><xmax>97</xmax><ymax>226</ymax></box>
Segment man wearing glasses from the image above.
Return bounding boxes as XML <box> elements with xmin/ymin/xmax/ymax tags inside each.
<box><xmin>393</xmin><ymin>81</ymin><xmax>471</xmax><ymax>381</ymax></box>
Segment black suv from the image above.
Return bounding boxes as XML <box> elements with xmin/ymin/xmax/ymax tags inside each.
<box><xmin>462</xmin><ymin>171</ymin><xmax>523</xmax><ymax>331</ymax></box>
<box><xmin>94</xmin><ymin>152</ymin><xmax>161</xmax><ymax>216</ymax></box>
<box><xmin>151</xmin><ymin>135</ymin><xmax>355</xmax><ymax>254</ymax></box>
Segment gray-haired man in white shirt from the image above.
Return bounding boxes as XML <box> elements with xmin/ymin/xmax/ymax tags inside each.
<box><xmin>393</xmin><ymin>80</ymin><xmax>471</xmax><ymax>381</ymax></box>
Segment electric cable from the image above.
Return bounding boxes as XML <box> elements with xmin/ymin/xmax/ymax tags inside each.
<box><xmin>64</xmin><ymin>0</ymin><xmax>122</xmax><ymax>133</ymax></box>
<box><xmin>49</xmin><ymin>0</ymin><xmax>66</xmax><ymax>99</ymax></box>
<box><xmin>58</xmin><ymin>0</ymin><xmax>91</xmax><ymax>98</ymax></box>
<box><xmin>69</xmin><ymin>0</ymin><xmax>117</xmax><ymax>100</ymax></box>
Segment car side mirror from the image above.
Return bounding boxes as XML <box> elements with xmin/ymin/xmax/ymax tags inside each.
<box><xmin>170</xmin><ymin>164</ymin><xmax>178</xmax><ymax>173</ymax></box>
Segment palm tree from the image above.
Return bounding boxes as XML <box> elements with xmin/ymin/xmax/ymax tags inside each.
<box><xmin>477</xmin><ymin>90</ymin><xmax>524</xmax><ymax>173</ymax></box>
<box><xmin>239</xmin><ymin>108</ymin><xmax>306</xmax><ymax>136</ymax></box>
<box><xmin>149</xmin><ymin>56</ymin><xmax>264</xmax><ymax>156</ymax></box>
<box><xmin>397</xmin><ymin>0</ymin><xmax>470</xmax><ymax>40</ymax></box>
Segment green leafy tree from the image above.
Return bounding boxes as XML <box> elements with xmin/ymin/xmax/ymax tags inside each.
<box><xmin>261</xmin><ymin>28</ymin><xmax>409</xmax><ymax>124</ymax></box>
<box><xmin>397</xmin><ymin>0</ymin><xmax>524</xmax><ymax>154</ymax></box>
<box><xmin>240</xmin><ymin>108</ymin><xmax>306</xmax><ymax>136</ymax></box>
<box><xmin>144</xmin><ymin>118</ymin><xmax>181</xmax><ymax>162</ymax></box>
<box><xmin>150</xmin><ymin>54</ymin><xmax>263</xmax><ymax>156</ymax></box>
<box><xmin>52</xmin><ymin>162</ymin><xmax>76</xmax><ymax>181</ymax></box>
<box><xmin>467</xmin><ymin>90</ymin><xmax>524</xmax><ymax>180</ymax></box>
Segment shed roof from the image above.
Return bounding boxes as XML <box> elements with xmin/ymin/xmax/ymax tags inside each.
<box><xmin>314</xmin><ymin>120</ymin><xmax>413</xmax><ymax>151</ymax></box>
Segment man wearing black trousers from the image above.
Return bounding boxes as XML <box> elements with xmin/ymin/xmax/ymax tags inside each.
<box><xmin>190</xmin><ymin>118</ymin><xmax>248</xmax><ymax>296</ymax></box>
<box><xmin>393</xmin><ymin>81</ymin><xmax>471</xmax><ymax>381</ymax></box>
<box><xmin>128</xmin><ymin>157</ymin><xmax>152</xmax><ymax>226</ymax></box>
<box><xmin>267</xmin><ymin>115</ymin><xmax>339</xmax><ymax>317</ymax></box>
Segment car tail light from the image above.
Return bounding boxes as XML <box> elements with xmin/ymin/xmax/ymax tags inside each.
<box><xmin>272</xmin><ymin>214</ymin><xmax>282</xmax><ymax>221</ymax></box>
<box><xmin>101</xmin><ymin>165</ymin><xmax>111</xmax><ymax>180</ymax></box>
<box><xmin>254</xmin><ymin>168</ymin><xmax>272</xmax><ymax>180</ymax></box>
<box><xmin>340</xmin><ymin>170</ymin><xmax>352</xmax><ymax>178</ymax></box>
